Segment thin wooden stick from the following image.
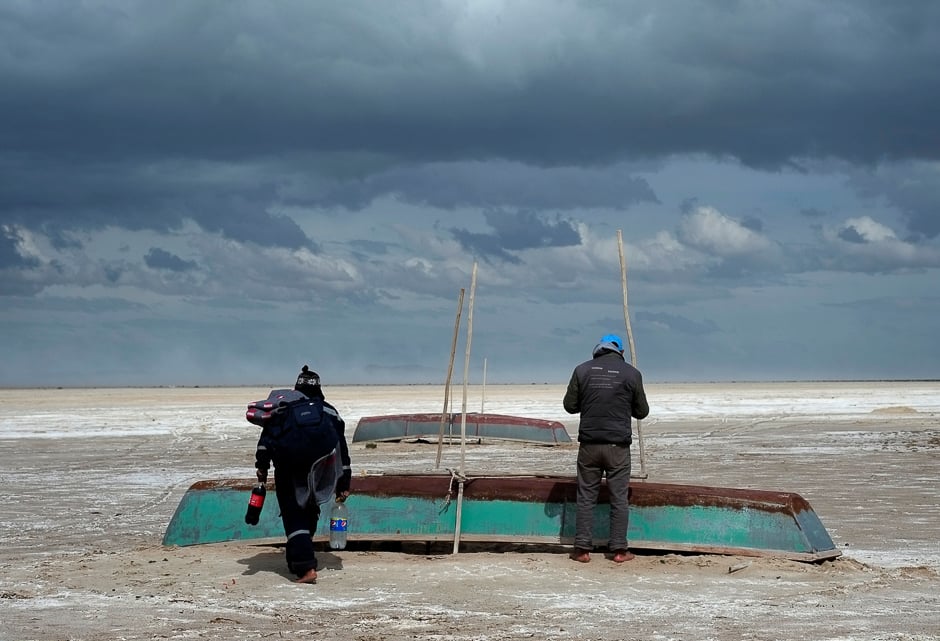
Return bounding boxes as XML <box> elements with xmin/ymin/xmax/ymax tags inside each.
<box><xmin>452</xmin><ymin>474</ymin><xmax>465</xmax><ymax>555</ymax></box>
<box><xmin>436</xmin><ymin>288</ymin><xmax>465</xmax><ymax>469</ymax></box>
<box><xmin>617</xmin><ymin>230</ymin><xmax>638</xmax><ymax>366</ymax></box>
<box><xmin>480</xmin><ymin>357</ymin><xmax>487</xmax><ymax>414</ymax></box>
<box><xmin>617</xmin><ymin>230</ymin><xmax>647</xmax><ymax>478</ymax></box>
<box><xmin>459</xmin><ymin>262</ymin><xmax>477</xmax><ymax>475</ymax></box>
<box><xmin>454</xmin><ymin>261</ymin><xmax>477</xmax><ymax>554</ymax></box>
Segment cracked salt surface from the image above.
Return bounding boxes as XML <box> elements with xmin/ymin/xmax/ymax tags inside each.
<box><xmin>1</xmin><ymin>382</ymin><xmax>938</xmax><ymax>640</ymax></box>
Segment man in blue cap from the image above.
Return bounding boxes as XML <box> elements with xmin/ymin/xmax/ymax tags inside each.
<box><xmin>563</xmin><ymin>334</ymin><xmax>649</xmax><ymax>564</ymax></box>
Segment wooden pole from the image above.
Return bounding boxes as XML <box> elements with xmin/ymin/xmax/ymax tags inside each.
<box><xmin>480</xmin><ymin>357</ymin><xmax>487</xmax><ymax>414</ymax></box>
<box><xmin>436</xmin><ymin>288</ymin><xmax>465</xmax><ymax>469</ymax></box>
<box><xmin>452</xmin><ymin>475</ymin><xmax>465</xmax><ymax>555</ymax></box>
<box><xmin>459</xmin><ymin>262</ymin><xmax>477</xmax><ymax>475</ymax></box>
<box><xmin>617</xmin><ymin>230</ymin><xmax>638</xmax><ymax>366</ymax></box>
<box><xmin>453</xmin><ymin>261</ymin><xmax>477</xmax><ymax>554</ymax></box>
<box><xmin>617</xmin><ymin>230</ymin><xmax>647</xmax><ymax>479</ymax></box>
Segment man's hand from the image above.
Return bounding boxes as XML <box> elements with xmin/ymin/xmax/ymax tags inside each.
<box><xmin>336</xmin><ymin>490</ymin><xmax>350</xmax><ymax>503</ymax></box>
<box><xmin>256</xmin><ymin>468</ymin><xmax>268</xmax><ymax>483</ymax></box>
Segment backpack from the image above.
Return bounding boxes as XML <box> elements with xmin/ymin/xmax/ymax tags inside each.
<box><xmin>245</xmin><ymin>388</ymin><xmax>306</xmax><ymax>426</ymax></box>
<box><xmin>248</xmin><ymin>390</ymin><xmax>338</xmax><ymax>468</ymax></box>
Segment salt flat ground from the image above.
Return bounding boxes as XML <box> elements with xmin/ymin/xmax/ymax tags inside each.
<box><xmin>0</xmin><ymin>382</ymin><xmax>938</xmax><ymax>641</ymax></box>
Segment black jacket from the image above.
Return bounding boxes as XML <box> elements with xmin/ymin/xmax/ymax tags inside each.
<box><xmin>255</xmin><ymin>397</ymin><xmax>352</xmax><ymax>494</ymax></box>
<box><xmin>563</xmin><ymin>350</ymin><xmax>649</xmax><ymax>445</ymax></box>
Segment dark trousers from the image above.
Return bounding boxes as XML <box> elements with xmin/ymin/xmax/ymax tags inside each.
<box><xmin>274</xmin><ymin>466</ymin><xmax>321</xmax><ymax>577</ymax></box>
<box><xmin>574</xmin><ymin>443</ymin><xmax>631</xmax><ymax>552</ymax></box>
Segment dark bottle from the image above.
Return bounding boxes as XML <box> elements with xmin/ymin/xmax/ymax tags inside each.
<box><xmin>245</xmin><ymin>483</ymin><xmax>266</xmax><ymax>525</ymax></box>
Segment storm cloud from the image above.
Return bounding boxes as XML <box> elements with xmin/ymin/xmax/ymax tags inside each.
<box><xmin>1</xmin><ymin>1</ymin><xmax>939</xmax><ymax>385</ymax></box>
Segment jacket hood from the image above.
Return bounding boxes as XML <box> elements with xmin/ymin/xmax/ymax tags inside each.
<box><xmin>592</xmin><ymin>341</ymin><xmax>625</xmax><ymax>358</ymax></box>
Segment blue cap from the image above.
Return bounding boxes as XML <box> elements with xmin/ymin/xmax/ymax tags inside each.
<box><xmin>600</xmin><ymin>334</ymin><xmax>624</xmax><ymax>352</ymax></box>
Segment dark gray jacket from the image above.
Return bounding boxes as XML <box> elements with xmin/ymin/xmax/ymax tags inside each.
<box><xmin>563</xmin><ymin>350</ymin><xmax>649</xmax><ymax>445</ymax></box>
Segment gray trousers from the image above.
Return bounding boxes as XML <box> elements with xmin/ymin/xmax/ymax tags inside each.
<box><xmin>574</xmin><ymin>443</ymin><xmax>631</xmax><ymax>551</ymax></box>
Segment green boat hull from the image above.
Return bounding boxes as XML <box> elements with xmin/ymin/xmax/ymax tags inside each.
<box><xmin>163</xmin><ymin>474</ymin><xmax>841</xmax><ymax>562</ymax></box>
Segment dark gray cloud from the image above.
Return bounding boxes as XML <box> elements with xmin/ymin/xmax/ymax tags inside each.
<box><xmin>837</xmin><ymin>226</ymin><xmax>866</xmax><ymax>244</ymax></box>
<box><xmin>740</xmin><ymin>216</ymin><xmax>764</xmax><ymax>233</ymax></box>
<box><xmin>3</xmin><ymin>2</ymin><xmax>940</xmax><ymax>234</ymax></box>
<box><xmin>450</xmin><ymin>210</ymin><xmax>581</xmax><ymax>262</ymax></box>
<box><xmin>0</xmin><ymin>0</ymin><xmax>936</xmax><ymax>317</ymax></box>
<box><xmin>144</xmin><ymin>247</ymin><xmax>197</xmax><ymax>272</ymax></box>
<box><xmin>46</xmin><ymin>227</ymin><xmax>83</xmax><ymax>251</ymax></box>
<box><xmin>483</xmin><ymin>210</ymin><xmax>580</xmax><ymax>250</ymax></box>
<box><xmin>0</xmin><ymin>153</ymin><xmax>301</xmax><ymax>253</ymax></box>
<box><xmin>284</xmin><ymin>161</ymin><xmax>659</xmax><ymax>211</ymax></box>
<box><xmin>848</xmin><ymin>164</ymin><xmax>940</xmax><ymax>239</ymax></box>
<box><xmin>202</xmin><ymin>205</ymin><xmax>318</xmax><ymax>250</ymax></box>
<box><xmin>450</xmin><ymin>229</ymin><xmax>521</xmax><ymax>265</ymax></box>
<box><xmin>1</xmin><ymin>1</ymin><xmax>939</xmax><ymax>385</ymax></box>
<box><xmin>0</xmin><ymin>226</ymin><xmax>37</xmax><ymax>269</ymax></box>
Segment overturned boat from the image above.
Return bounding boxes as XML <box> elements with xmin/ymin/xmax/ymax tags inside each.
<box><xmin>163</xmin><ymin>473</ymin><xmax>841</xmax><ymax>562</ymax></box>
<box><xmin>352</xmin><ymin>412</ymin><xmax>572</xmax><ymax>445</ymax></box>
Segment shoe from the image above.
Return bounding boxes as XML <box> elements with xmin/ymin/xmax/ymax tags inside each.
<box><xmin>611</xmin><ymin>550</ymin><xmax>635</xmax><ymax>563</ymax></box>
<box><xmin>570</xmin><ymin>549</ymin><xmax>591</xmax><ymax>563</ymax></box>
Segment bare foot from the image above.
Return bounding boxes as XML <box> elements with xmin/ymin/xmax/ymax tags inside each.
<box><xmin>295</xmin><ymin>568</ymin><xmax>318</xmax><ymax>584</ymax></box>
<box><xmin>611</xmin><ymin>550</ymin><xmax>635</xmax><ymax>563</ymax></box>
<box><xmin>570</xmin><ymin>549</ymin><xmax>591</xmax><ymax>563</ymax></box>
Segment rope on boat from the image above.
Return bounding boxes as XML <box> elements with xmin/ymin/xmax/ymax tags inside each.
<box><xmin>441</xmin><ymin>468</ymin><xmax>468</xmax><ymax>553</ymax></box>
<box><xmin>440</xmin><ymin>467</ymin><xmax>468</xmax><ymax>510</ymax></box>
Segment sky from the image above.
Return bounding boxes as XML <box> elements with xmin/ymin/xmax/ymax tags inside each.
<box><xmin>2</xmin><ymin>0</ymin><xmax>940</xmax><ymax>387</ymax></box>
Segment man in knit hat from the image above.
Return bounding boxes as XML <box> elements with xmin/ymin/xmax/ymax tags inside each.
<box><xmin>563</xmin><ymin>334</ymin><xmax>649</xmax><ymax>564</ymax></box>
<box><xmin>253</xmin><ymin>365</ymin><xmax>352</xmax><ymax>583</ymax></box>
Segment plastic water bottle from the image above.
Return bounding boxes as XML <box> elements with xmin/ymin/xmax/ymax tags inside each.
<box><xmin>244</xmin><ymin>483</ymin><xmax>266</xmax><ymax>525</ymax></box>
<box><xmin>329</xmin><ymin>500</ymin><xmax>348</xmax><ymax>550</ymax></box>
